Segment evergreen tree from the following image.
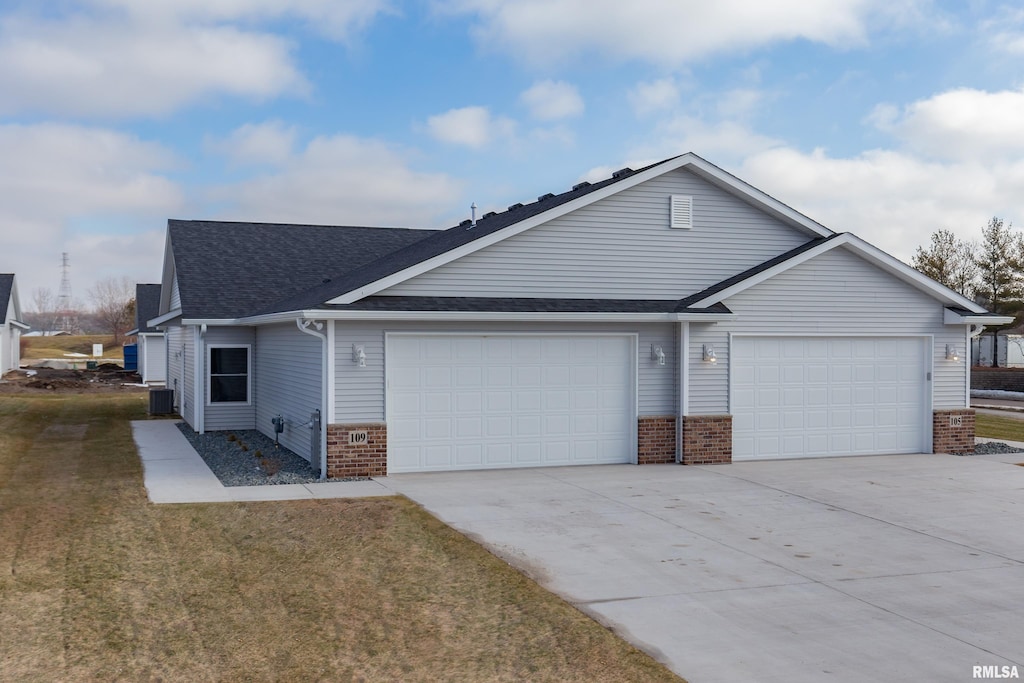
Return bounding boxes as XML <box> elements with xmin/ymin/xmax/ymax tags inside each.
<box><xmin>911</xmin><ymin>228</ymin><xmax>978</xmax><ymax>296</ymax></box>
<box><xmin>973</xmin><ymin>217</ymin><xmax>1021</xmax><ymax>366</ymax></box>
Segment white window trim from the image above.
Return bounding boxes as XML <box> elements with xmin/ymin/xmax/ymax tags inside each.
<box><xmin>206</xmin><ymin>343</ymin><xmax>252</xmax><ymax>406</ymax></box>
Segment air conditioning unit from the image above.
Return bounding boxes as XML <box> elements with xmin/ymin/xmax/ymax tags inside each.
<box><xmin>149</xmin><ymin>388</ymin><xmax>174</xmax><ymax>415</ymax></box>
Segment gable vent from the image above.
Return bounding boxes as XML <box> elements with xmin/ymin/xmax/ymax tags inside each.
<box><xmin>612</xmin><ymin>167</ymin><xmax>633</xmax><ymax>179</ymax></box>
<box><xmin>670</xmin><ymin>194</ymin><xmax>693</xmax><ymax>229</ymax></box>
<box><xmin>572</xmin><ymin>181</ymin><xmax>591</xmax><ymax>191</ymax></box>
<box><xmin>537</xmin><ymin>193</ymin><xmax>555</xmax><ymax>202</ymax></box>
<box><xmin>507</xmin><ymin>202</ymin><xmax>524</xmax><ymax>211</ymax></box>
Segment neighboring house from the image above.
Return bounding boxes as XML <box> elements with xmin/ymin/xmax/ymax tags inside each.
<box><xmin>150</xmin><ymin>153</ymin><xmax>1010</xmax><ymax>478</ymax></box>
<box><xmin>126</xmin><ymin>283</ymin><xmax>167</xmax><ymax>384</ymax></box>
<box><xmin>0</xmin><ymin>274</ymin><xmax>29</xmax><ymax>374</ymax></box>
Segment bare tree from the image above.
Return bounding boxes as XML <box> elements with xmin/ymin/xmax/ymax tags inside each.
<box><xmin>31</xmin><ymin>287</ymin><xmax>54</xmax><ymax>315</ymax></box>
<box><xmin>88</xmin><ymin>276</ymin><xmax>136</xmax><ymax>344</ymax></box>
<box><xmin>911</xmin><ymin>229</ymin><xmax>978</xmax><ymax>296</ymax></box>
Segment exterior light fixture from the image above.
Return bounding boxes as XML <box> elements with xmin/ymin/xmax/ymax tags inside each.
<box><xmin>651</xmin><ymin>345</ymin><xmax>666</xmax><ymax>366</ymax></box>
<box><xmin>352</xmin><ymin>344</ymin><xmax>367</xmax><ymax>367</ymax></box>
<box><xmin>703</xmin><ymin>344</ymin><xmax>717</xmax><ymax>363</ymax></box>
<box><xmin>945</xmin><ymin>344</ymin><xmax>959</xmax><ymax>361</ymax></box>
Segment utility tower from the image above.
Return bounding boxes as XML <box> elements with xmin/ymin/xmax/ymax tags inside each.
<box><xmin>55</xmin><ymin>252</ymin><xmax>78</xmax><ymax>333</ymax></box>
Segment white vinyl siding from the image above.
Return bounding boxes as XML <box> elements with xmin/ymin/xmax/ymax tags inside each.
<box><xmin>382</xmin><ymin>168</ymin><xmax>810</xmax><ymax>300</ymax></box>
<box><xmin>203</xmin><ymin>327</ymin><xmax>256</xmax><ymax>431</ymax></box>
<box><xmin>166</xmin><ymin>327</ymin><xmax>184</xmax><ymax>412</ymax></box>
<box><xmin>181</xmin><ymin>326</ymin><xmax>195</xmax><ymax>427</ymax></box>
<box><xmin>255</xmin><ymin>323</ymin><xmax>322</xmax><ymax>462</ymax></box>
<box><xmin>0</xmin><ymin>293</ymin><xmax>18</xmax><ymax>374</ymax></box>
<box><xmin>335</xmin><ymin>321</ymin><xmax>677</xmax><ymax>423</ymax></box>
<box><xmin>687</xmin><ymin>247</ymin><xmax>963</xmax><ymax>415</ymax></box>
<box><xmin>139</xmin><ymin>334</ymin><xmax>167</xmax><ymax>384</ymax></box>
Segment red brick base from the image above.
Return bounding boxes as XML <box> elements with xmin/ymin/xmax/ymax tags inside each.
<box><xmin>680</xmin><ymin>415</ymin><xmax>732</xmax><ymax>464</ymax></box>
<box><xmin>932</xmin><ymin>409</ymin><xmax>975</xmax><ymax>455</ymax></box>
<box><xmin>326</xmin><ymin>423</ymin><xmax>387</xmax><ymax>478</ymax></box>
<box><xmin>638</xmin><ymin>415</ymin><xmax>676</xmax><ymax>464</ymax></box>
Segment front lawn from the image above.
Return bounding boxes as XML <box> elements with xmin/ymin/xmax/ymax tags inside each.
<box><xmin>0</xmin><ymin>394</ymin><xmax>682</xmax><ymax>682</ymax></box>
<box><xmin>976</xmin><ymin>412</ymin><xmax>1024</xmax><ymax>443</ymax></box>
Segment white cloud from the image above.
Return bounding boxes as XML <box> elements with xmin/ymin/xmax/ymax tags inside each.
<box><xmin>441</xmin><ymin>0</ymin><xmax>925</xmax><ymax>66</ymax></box>
<box><xmin>629</xmin><ymin>78</ymin><xmax>682</xmax><ymax>117</ymax></box>
<box><xmin>206</xmin><ymin>121</ymin><xmax>298</xmax><ymax>166</ymax></box>
<box><xmin>874</xmin><ymin>87</ymin><xmax>1024</xmax><ymax>161</ymax></box>
<box><xmin>520</xmin><ymin>80</ymin><xmax>584</xmax><ymax>120</ymax></box>
<box><xmin>426</xmin><ymin>106</ymin><xmax>516</xmax><ymax>148</ymax></box>
<box><xmin>0</xmin><ymin>123</ymin><xmax>183</xmax><ymax>297</ymax></box>
<box><xmin>210</xmin><ymin>135</ymin><xmax>463</xmax><ymax>227</ymax></box>
<box><xmin>0</xmin><ymin>14</ymin><xmax>308</xmax><ymax>117</ymax></box>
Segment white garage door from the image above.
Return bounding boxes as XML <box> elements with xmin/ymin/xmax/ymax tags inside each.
<box><xmin>387</xmin><ymin>334</ymin><xmax>635</xmax><ymax>473</ymax></box>
<box><xmin>732</xmin><ymin>337</ymin><xmax>927</xmax><ymax>460</ymax></box>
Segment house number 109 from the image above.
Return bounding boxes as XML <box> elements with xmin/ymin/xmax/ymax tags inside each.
<box><xmin>349</xmin><ymin>431</ymin><xmax>369</xmax><ymax>445</ymax></box>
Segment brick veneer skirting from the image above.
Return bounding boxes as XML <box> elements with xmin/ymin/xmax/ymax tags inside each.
<box><xmin>680</xmin><ymin>415</ymin><xmax>732</xmax><ymax>465</ymax></box>
<box><xmin>326</xmin><ymin>423</ymin><xmax>387</xmax><ymax>478</ymax></box>
<box><xmin>932</xmin><ymin>409</ymin><xmax>975</xmax><ymax>455</ymax></box>
<box><xmin>638</xmin><ymin>415</ymin><xmax>676</xmax><ymax>464</ymax></box>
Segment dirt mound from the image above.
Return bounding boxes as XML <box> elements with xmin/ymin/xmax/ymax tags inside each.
<box><xmin>0</xmin><ymin>367</ymin><xmax>145</xmax><ymax>394</ymax></box>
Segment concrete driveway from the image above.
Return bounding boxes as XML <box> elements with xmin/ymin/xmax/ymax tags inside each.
<box><xmin>384</xmin><ymin>453</ymin><xmax>1024</xmax><ymax>683</ymax></box>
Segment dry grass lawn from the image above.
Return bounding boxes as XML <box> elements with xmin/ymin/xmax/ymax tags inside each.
<box><xmin>21</xmin><ymin>334</ymin><xmax>124</xmax><ymax>361</ymax></box>
<box><xmin>976</xmin><ymin>412</ymin><xmax>1024</xmax><ymax>443</ymax></box>
<box><xmin>0</xmin><ymin>394</ymin><xmax>683</xmax><ymax>682</ymax></box>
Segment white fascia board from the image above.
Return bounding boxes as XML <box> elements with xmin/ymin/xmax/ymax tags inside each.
<box><xmin>137</xmin><ymin>332</ymin><xmax>165</xmax><ymax>337</ymax></box>
<box><xmin>329</xmin><ymin>153</ymin><xmax>833</xmax><ymax>306</ymax></box>
<box><xmin>126</xmin><ymin>328</ymin><xmax>139</xmax><ymax>337</ymax></box>
<box><xmin>11</xmin><ymin>320</ymin><xmax>30</xmax><ymax>330</ymax></box>
<box><xmin>690</xmin><ymin>232</ymin><xmax>987</xmax><ymax>312</ymax></box>
<box><xmin>149</xmin><ymin>309</ymin><xmax>183</xmax><ymax>327</ymax></box>
<box><xmin>235</xmin><ymin>309</ymin><xmax>735</xmax><ymax>324</ymax></box>
<box><xmin>944</xmin><ymin>308</ymin><xmax>1014</xmax><ymax>325</ymax></box>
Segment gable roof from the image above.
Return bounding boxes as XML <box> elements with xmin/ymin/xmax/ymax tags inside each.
<box><xmin>0</xmin><ymin>274</ymin><xmax>12</xmax><ymax>322</ymax></box>
<box><xmin>311</xmin><ymin>153</ymin><xmax>835</xmax><ymax>308</ymax></box>
<box><xmin>166</xmin><ymin>220</ymin><xmax>439</xmax><ymax>319</ymax></box>
<box><xmin>130</xmin><ymin>284</ymin><xmax>162</xmax><ymax>335</ymax></box>
<box><xmin>682</xmin><ymin>232</ymin><xmax>989</xmax><ymax>313</ymax></box>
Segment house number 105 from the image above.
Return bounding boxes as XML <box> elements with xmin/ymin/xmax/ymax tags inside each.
<box><xmin>949</xmin><ymin>416</ymin><xmax>963</xmax><ymax>427</ymax></box>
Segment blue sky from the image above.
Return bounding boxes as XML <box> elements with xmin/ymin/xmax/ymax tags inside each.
<box><xmin>2</xmin><ymin>0</ymin><xmax>1024</xmax><ymax>302</ymax></box>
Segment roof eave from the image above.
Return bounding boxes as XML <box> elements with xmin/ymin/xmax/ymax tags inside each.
<box><xmin>944</xmin><ymin>308</ymin><xmax>1014</xmax><ymax>326</ymax></box>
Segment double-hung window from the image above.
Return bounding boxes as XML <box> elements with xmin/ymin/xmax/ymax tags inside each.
<box><xmin>208</xmin><ymin>345</ymin><xmax>250</xmax><ymax>403</ymax></box>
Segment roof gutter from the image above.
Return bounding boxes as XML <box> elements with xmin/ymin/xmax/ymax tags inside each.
<box><xmin>10</xmin><ymin>320</ymin><xmax>30</xmax><ymax>330</ymax></box>
<box><xmin>944</xmin><ymin>309</ymin><xmax>1014</xmax><ymax>326</ymax></box>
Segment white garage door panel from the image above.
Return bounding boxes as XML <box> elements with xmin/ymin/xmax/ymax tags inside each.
<box><xmin>388</xmin><ymin>335</ymin><xmax>634</xmax><ymax>473</ymax></box>
<box><xmin>732</xmin><ymin>337</ymin><xmax>926</xmax><ymax>460</ymax></box>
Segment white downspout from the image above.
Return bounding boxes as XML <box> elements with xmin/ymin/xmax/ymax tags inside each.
<box><xmin>678</xmin><ymin>322</ymin><xmax>689</xmax><ymax>463</ymax></box>
<box><xmin>297</xmin><ymin>319</ymin><xmax>329</xmax><ymax>480</ymax></box>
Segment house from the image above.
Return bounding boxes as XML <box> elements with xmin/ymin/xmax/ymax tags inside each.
<box><xmin>126</xmin><ymin>283</ymin><xmax>167</xmax><ymax>384</ymax></box>
<box><xmin>0</xmin><ymin>274</ymin><xmax>29</xmax><ymax>374</ymax></box>
<box><xmin>150</xmin><ymin>153</ymin><xmax>1010</xmax><ymax>478</ymax></box>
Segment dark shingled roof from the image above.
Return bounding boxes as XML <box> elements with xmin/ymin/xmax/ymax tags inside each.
<box><xmin>674</xmin><ymin>234</ymin><xmax>839</xmax><ymax>311</ymax></box>
<box><xmin>169</xmin><ymin>221</ymin><xmax>439</xmax><ymax>319</ymax></box>
<box><xmin>317</xmin><ymin>296</ymin><xmax>732</xmax><ymax>314</ymax></box>
<box><xmin>0</xmin><ymin>274</ymin><xmax>13</xmax><ymax>322</ymax></box>
<box><xmin>134</xmin><ymin>284</ymin><xmax>162</xmax><ymax>333</ymax></box>
<box><xmin>253</xmin><ymin>156</ymin><xmax>682</xmax><ymax>316</ymax></box>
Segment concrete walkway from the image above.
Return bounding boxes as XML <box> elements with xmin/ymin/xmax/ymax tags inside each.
<box><xmin>131</xmin><ymin>420</ymin><xmax>393</xmax><ymax>503</ymax></box>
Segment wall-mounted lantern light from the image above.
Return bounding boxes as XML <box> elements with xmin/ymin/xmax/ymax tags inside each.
<box><xmin>352</xmin><ymin>344</ymin><xmax>367</xmax><ymax>367</ymax></box>
<box><xmin>703</xmin><ymin>344</ymin><xmax>717</xmax><ymax>363</ymax></box>
<box><xmin>651</xmin><ymin>345</ymin><xmax>666</xmax><ymax>366</ymax></box>
<box><xmin>945</xmin><ymin>344</ymin><xmax>959</xmax><ymax>361</ymax></box>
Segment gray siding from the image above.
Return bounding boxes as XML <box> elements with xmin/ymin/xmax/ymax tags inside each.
<box><xmin>688</xmin><ymin>247</ymin><xmax>966</xmax><ymax>415</ymax></box>
<box><xmin>166</xmin><ymin>326</ymin><xmax>184</xmax><ymax>412</ymax></box>
<box><xmin>255</xmin><ymin>323</ymin><xmax>322</xmax><ymax>461</ymax></box>
<box><xmin>181</xmin><ymin>326</ymin><xmax>195</xmax><ymax>427</ymax></box>
<box><xmin>334</xmin><ymin>321</ymin><xmax>676</xmax><ymax>423</ymax></box>
<box><xmin>169</xmin><ymin>273</ymin><xmax>181</xmax><ymax>310</ymax></box>
<box><xmin>203</xmin><ymin>327</ymin><xmax>256</xmax><ymax>431</ymax></box>
<box><xmin>383</xmin><ymin>168</ymin><xmax>810</xmax><ymax>299</ymax></box>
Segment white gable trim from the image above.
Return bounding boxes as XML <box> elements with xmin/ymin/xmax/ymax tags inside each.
<box><xmin>149</xmin><ymin>309</ymin><xmax>183</xmax><ymax>327</ymax></box>
<box><xmin>944</xmin><ymin>308</ymin><xmax>1013</xmax><ymax>325</ymax></box>
<box><xmin>329</xmin><ymin>153</ymin><xmax>834</xmax><ymax>305</ymax></box>
<box><xmin>689</xmin><ymin>232</ymin><xmax>987</xmax><ymax>313</ymax></box>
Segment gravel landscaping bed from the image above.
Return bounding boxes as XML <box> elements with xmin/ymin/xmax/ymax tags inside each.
<box><xmin>971</xmin><ymin>441</ymin><xmax>1024</xmax><ymax>455</ymax></box>
<box><xmin>175</xmin><ymin>423</ymin><xmax>320</xmax><ymax>486</ymax></box>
